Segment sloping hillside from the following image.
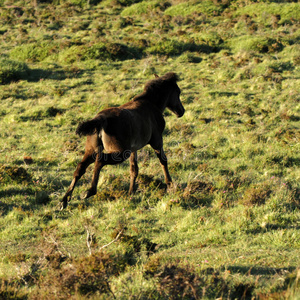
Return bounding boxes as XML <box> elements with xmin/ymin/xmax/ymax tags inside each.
<box><xmin>0</xmin><ymin>0</ymin><xmax>299</xmax><ymax>298</ymax></box>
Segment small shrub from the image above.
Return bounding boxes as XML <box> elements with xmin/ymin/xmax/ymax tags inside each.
<box><xmin>115</xmin><ymin>0</ymin><xmax>144</xmax><ymax>6</ymax></box>
<box><xmin>266</xmin><ymin>61</ymin><xmax>293</xmax><ymax>73</ymax></box>
<box><xmin>52</xmin><ymin>0</ymin><xmax>102</xmax><ymax>7</ymax></box>
<box><xmin>182</xmin><ymin>180</ymin><xmax>214</xmax><ymax>207</ymax></box>
<box><xmin>121</xmin><ymin>0</ymin><xmax>169</xmax><ymax>16</ymax></box>
<box><xmin>154</xmin><ymin>263</ymin><xmax>202</xmax><ymax>299</ymax></box>
<box><xmin>0</xmin><ymin>164</ymin><xmax>32</xmax><ymax>184</ymax></box>
<box><xmin>115</xmin><ymin>16</ymin><xmax>134</xmax><ymax>29</ymax></box>
<box><xmin>144</xmin><ymin>261</ymin><xmax>257</xmax><ymax>299</ymax></box>
<box><xmin>144</xmin><ymin>256</ymin><xmax>162</xmax><ymax>277</ymax></box>
<box><xmin>75</xmin><ymin>253</ymin><xmax>119</xmax><ymax>295</ymax></box>
<box><xmin>31</xmin><ymin>248</ymin><xmax>125</xmax><ymax>298</ymax></box>
<box><xmin>294</xmin><ymin>55</ymin><xmax>300</xmax><ymax>66</ymax></box>
<box><xmin>7</xmin><ymin>252</ymin><xmax>29</xmax><ymax>263</ymax></box>
<box><xmin>116</xmin><ymin>231</ymin><xmax>158</xmax><ymax>255</ymax></box>
<box><xmin>84</xmin><ymin>43</ymin><xmax>115</xmax><ymax>60</ymax></box>
<box><xmin>0</xmin><ymin>58</ymin><xmax>29</xmax><ymax>84</ymax></box>
<box><xmin>94</xmin><ymin>174</ymin><xmax>128</xmax><ymax>201</ymax></box>
<box><xmin>0</xmin><ymin>279</ymin><xmax>27</xmax><ymax>300</ymax></box>
<box><xmin>241</xmin><ymin>183</ymin><xmax>272</xmax><ymax>207</ymax></box>
<box><xmin>138</xmin><ymin>174</ymin><xmax>166</xmax><ymax>191</ymax></box>
<box><xmin>234</xmin><ymin>67</ymin><xmax>253</xmax><ymax>81</ymax></box>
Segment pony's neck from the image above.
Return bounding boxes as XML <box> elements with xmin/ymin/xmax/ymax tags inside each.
<box><xmin>146</xmin><ymin>89</ymin><xmax>170</xmax><ymax>113</ymax></box>
<box><xmin>133</xmin><ymin>90</ymin><xmax>169</xmax><ymax>113</ymax></box>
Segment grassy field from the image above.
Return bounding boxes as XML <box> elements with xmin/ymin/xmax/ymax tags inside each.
<box><xmin>0</xmin><ymin>0</ymin><xmax>299</xmax><ymax>298</ymax></box>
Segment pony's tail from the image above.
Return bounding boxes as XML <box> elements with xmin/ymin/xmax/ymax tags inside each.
<box><xmin>76</xmin><ymin>117</ymin><xmax>106</xmax><ymax>136</ymax></box>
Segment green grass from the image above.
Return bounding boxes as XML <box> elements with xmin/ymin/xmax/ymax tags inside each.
<box><xmin>164</xmin><ymin>0</ymin><xmax>224</xmax><ymax>17</ymax></box>
<box><xmin>0</xmin><ymin>0</ymin><xmax>300</xmax><ymax>299</ymax></box>
<box><xmin>234</xmin><ymin>3</ymin><xmax>300</xmax><ymax>26</ymax></box>
<box><xmin>0</xmin><ymin>57</ymin><xmax>29</xmax><ymax>84</ymax></box>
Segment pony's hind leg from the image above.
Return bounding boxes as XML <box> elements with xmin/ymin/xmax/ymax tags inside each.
<box><xmin>83</xmin><ymin>153</ymin><xmax>104</xmax><ymax>199</ymax></box>
<box><xmin>61</xmin><ymin>152</ymin><xmax>95</xmax><ymax>209</ymax></box>
<box><xmin>129</xmin><ymin>151</ymin><xmax>138</xmax><ymax>194</ymax></box>
<box><xmin>84</xmin><ymin>150</ymin><xmax>131</xmax><ymax>199</ymax></box>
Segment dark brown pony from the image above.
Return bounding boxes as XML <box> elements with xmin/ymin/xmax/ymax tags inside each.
<box><xmin>61</xmin><ymin>72</ymin><xmax>185</xmax><ymax>209</ymax></box>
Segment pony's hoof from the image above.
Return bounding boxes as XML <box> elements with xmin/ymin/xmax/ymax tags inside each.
<box><xmin>60</xmin><ymin>200</ymin><xmax>68</xmax><ymax>210</ymax></box>
<box><xmin>167</xmin><ymin>182</ymin><xmax>176</xmax><ymax>192</ymax></box>
<box><xmin>82</xmin><ymin>189</ymin><xmax>96</xmax><ymax>199</ymax></box>
<box><xmin>60</xmin><ymin>194</ymin><xmax>71</xmax><ymax>210</ymax></box>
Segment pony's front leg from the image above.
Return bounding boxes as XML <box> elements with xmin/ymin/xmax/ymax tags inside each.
<box><xmin>129</xmin><ymin>151</ymin><xmax>138</xmax><ymax>194</ymax></box>
<box><xmin>153</xmin><ymin>147</ymin><xmax>172</xmax><ymax>186</ymax></box>
<box><xmin>61</xmin><ymin>152</ymin><xmax>95</xmax><ymax>209</ymax></box>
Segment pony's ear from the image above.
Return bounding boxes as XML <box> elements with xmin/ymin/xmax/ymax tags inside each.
<box><xmin>154</xmin><ymin>73</ymin><xmax>159</xmax><ymax>78</ymax></box>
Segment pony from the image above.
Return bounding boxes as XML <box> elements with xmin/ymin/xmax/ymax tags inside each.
<box><xmin>61</xmin><ymin>72</ymin><xmax>185</xmax><ymax>209</ymax></box>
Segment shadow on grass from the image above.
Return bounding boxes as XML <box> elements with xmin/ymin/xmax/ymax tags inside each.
<box><xmin>0</xmin><ymin>186</ymin><xmax>52</xmax><ymax>210</ymax></box>
<box><xmin>223</xmin><ymin>265</ymin><xmax>296</xmax><ymax>276</ymax></box>
<box><xmin>243</xmin><ymin>223</ymin><xmax>300</xmax><ymax>235</ymax></box>
<box><xmin>1</xmin><ymin>63</ymin><xmax>89</xmax><ymax>85</ymax></box>
<box><xmin>209</xmin><ymin>91</ymin><xmax>239</xmax><ymax>98</ymax></box>
<box><xmin>27</xmin><ymin>65</ymin><xmax>86</xmax><ymax>82</ymax></box>
<box><xmin>0</xmin><ymin>187</ymin><xmax>36</xmax><ymax>215</ymax></box>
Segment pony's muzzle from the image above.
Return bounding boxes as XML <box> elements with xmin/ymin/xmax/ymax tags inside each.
<box><xmin>176</xmin><ymin>107</ymin><xmax>185</xmax><ymax>118</ymax></box>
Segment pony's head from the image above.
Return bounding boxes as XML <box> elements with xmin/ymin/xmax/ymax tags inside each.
<box><xmin>163</xmin><ymin>72</ymin><xmax>185</xmax><ymax>118</ymax></box>
<box><xmin>145</xmin><ymin>72</ymin><xmax>185</xmax><ymax>117</ymax></box>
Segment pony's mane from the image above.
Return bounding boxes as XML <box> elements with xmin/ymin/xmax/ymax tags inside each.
<box><xmin>144</xmin><ymin>72</ymin><xmax>179</xmax><ymax>93</ymax></box>
<box><xmin>133</xmin><ymin>72</ymin><xmax>179</xmax><ymax>101</ymax></box>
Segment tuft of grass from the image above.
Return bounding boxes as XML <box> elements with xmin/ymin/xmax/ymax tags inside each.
<box><xmin>58</xmin><ymin>42</ymin><xmax>141</xmax><ymax>63</ymax></box>
<box><xmin>154</xmin><ymin>263</ymin><xmax>202</xmax><ymax>299</ymax></box>
<box><xmin>181</xmin><ymin>180</ymin><xmax>214</xmax><ymax>208</ymax></box>
<box><xmin>146</xmin><ymin>38</ymin><xmax>221</xmax><ymax>56</ymax></box>
<box><xmin>19</xmin><ymin>106</ymin><xmax>64</xmax><ymax>121</ymax></box>
<box><xmin>31</xmin><ymin>249</ymin><xmax>125</xmax><ymax>298</ymax></box>
<box><xmin>234</xmin><ymin>3</ymin><xmax>300</xmax><ymax>26</ymax></box>
<box><xmin>146</xmin><ymin>40</ymin><xmax>185</xmax><ymax>56</ymax></box>
<box><xmin>241</xmin><ymin>183</ymin><xmax>272</xmax><ymax>207</ymax></box>
<box><xmin>165</xmin><ymin>0</ymin><xmax>225</xmax><ymax>17</ymax></box>
<box><xmin>9</xmin><ymin>42</ymin><xmax>56</xmax><ymax>62</ymax></box>
<box><xmin>144</xmin><ymin>259</ymin><xmax>260</xmax><ymax>299</ymax></box>
<box><xmin>115</xmin><ymin>0</ymin><xmax>144</xmax><ymax>6</ymax></box>
<box><xmin>121</xmin><ymin>0</ymin><xmax>170</xmax><ymax>16</ymax></box>
<box><xmin>0</xmin><ymin>58</ymin><xmax>29</xmax><ymax>84</ymax></box>
<box><xmin>228</xmin><ymin>35</ymin><xmax>283</xmax><ymax>54</ymax></box>
<box><xmin>0</xmin><ymin>164</ymin><xmax>32</xmax><ymax>184</ymax></box>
